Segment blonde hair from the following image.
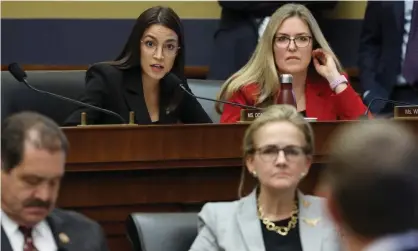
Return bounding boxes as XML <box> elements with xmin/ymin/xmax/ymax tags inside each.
<box><xmin>215</xmin><ymin>3</ymin><xmax>343</xmax><ymax>114</ymax></box>
<box><xmin>238</xmin><ymin>104</ymin><xmax>315</xmax><ymax>197</ymax></box>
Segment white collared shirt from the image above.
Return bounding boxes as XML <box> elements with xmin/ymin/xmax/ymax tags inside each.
<box><xmin>1</xmin><ymin>209</ymin><xmax>57</xmax><ymax>251</ymax></box>
<box><xmin>397</xmin><ymin>0</ymin><xmax>414</xmax><ymax>85</ymax></box>
<box><xmin>364</xmin><ymin>230</ymin><xmax>418</xmax><ymax>251</ymax></box>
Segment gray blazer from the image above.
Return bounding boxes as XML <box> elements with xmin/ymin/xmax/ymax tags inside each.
<box><xmin>1</xmin><ymin>208</ymin><xmax>109</xmax><ymax>251</ymax></box>
<box><xmin>189</xmin><ymin>189</ymin><xmax>342</xmax><ymax>251</ymax></box>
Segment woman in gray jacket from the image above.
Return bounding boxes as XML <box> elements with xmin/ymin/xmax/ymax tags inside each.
<box><xmin>189</xmin><ymin>104</ymin><xmax>342</xmax><ymax>251</ymax></box>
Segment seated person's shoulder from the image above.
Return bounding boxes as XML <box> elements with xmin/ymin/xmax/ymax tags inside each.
<box><xmin>198</xmin><ymin>200</ymin><xmax>240</xmax><ymax>226</ymax></box>
<box><xmin>87</xmin><ymin>62</ymin><xmax>122</xmax><ymax>77</ymax></box>
<box><xmin>52</xmin><ymin>208</ymin><xmax>102</xmax><ymax>230</ymax></box>
<box><xmin>228</xmin><ymin>82</ymin><xmax>260</xmax><ymax>101</ymax></box>
<box><xmin>240</xmin><ymin>82</ymin><xmax>259</xmax><ymax>92</ymax></box>
<box><xmin>50</xmin><ymin>208</ymin><xmax>107</xmax><ymax>249</ymax></box>
<box><xmin>84</xmin><ymin>63</ymin><xmax>126</xmax><ymax>88</ymax></box>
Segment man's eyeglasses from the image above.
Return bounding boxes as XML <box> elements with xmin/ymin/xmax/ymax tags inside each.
<box><xmin>141</xmin><ymin>40</ymin><xmax>180</xmax><ymax>57</ymax></box>
<box><xmin>251</xmin><ymin>145</ymin><xmax>309</xmax><ymax>162</ymax></box>
<box><xmin>274</xmin><ymin>35</ymin><xmax>312</xmax><ymax>48</ymax></box>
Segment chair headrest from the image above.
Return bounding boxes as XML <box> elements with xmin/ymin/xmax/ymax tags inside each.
<box><xmin>126</xmin><ymin>212</ymin><xmax>198</xmax><ymax>251</ymax></box>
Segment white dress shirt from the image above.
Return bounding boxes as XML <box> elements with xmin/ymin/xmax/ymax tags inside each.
<box><xmin>1</xmin><ymin>210</ymin><xmax>57</xmax><ymax>251</ymax></box>
<box><xmin>364</xmin><ymin>230</ymin><xmax>418</xmax><ymax>251</ymax></box>
<box><xmin>397</xmin><ymin>0</ymin><xmax>414</xmax><ymax>86</ymax></box>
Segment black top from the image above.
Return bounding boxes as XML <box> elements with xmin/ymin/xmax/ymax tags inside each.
<box><xmin>260</xmin><ymin>217</ymin><xmax>303</xmax><ymax>251</ymax></box>
<box><xmin>64</xmin><ymin>63</ymin><xmax>212</xmax><ymax>126</ymax></box>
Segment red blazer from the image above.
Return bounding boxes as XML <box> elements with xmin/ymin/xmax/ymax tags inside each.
<box><xmin>220</xmin><ymin>74</ymin><xmax>368</xmax><ymax>123</ymax></box>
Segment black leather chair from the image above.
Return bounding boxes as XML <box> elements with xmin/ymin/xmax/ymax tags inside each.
<box><xmin>1</xmin><ymin>70</ymin><xmax>86</xmax><ymax>125</ymax></box>
<box><xmin>126</xmin><ymin>213</ymin><xmax>198</xmax><ymax>251</ymax></box>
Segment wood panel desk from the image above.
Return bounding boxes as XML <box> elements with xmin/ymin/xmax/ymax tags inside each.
<box><xmin>58</xmin><ymin>121</ymin><xmax>418</xmax><ymax>251</ymax></box>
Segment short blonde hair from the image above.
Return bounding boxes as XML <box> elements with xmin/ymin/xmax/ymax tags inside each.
<box><xmin>238</xmin><ymin>104</ymin><xmax>315</xmax><ymax>197</ymax></box>
<box><xmin>216</xmin><ymin>3</ymin><xmax>343</xmax><ymax>115</ymax></box>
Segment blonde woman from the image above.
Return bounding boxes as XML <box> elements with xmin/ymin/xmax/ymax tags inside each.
<box><xmin>189</xmin><ymin>105</ymin><xmax>341</xmax><ymax>251</ymax></box>
<box><xmin>216</xmin><ymin>4</ymin><xmax>368</xmax><ymax>123</ymax></box>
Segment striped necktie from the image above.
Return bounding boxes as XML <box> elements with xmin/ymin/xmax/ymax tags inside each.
<box><xmin>19</xmin><ymin>226</ymin><xmax>38</xmax><ymax>251</ymax></box>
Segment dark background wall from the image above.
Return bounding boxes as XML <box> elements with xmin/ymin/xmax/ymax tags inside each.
<box><xmin>1</xmin><ymin>1</ymin><xmax>366</xmax><ymax>69</ymax></box>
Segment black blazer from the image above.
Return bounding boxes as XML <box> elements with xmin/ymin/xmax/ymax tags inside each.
<box><xmin>358</xmin><ymin>1</ymin><xmax>405</xmax><ymax>113</ymax></box>
<box><xmin>1</xmin><ymin>208</ymin><xmax>109</xmax><ymax>251</ymax></box>
<box><xmin>64</xmin><ymin>63</ymin><xmax>212</xmax><ymax>126</ymax></box>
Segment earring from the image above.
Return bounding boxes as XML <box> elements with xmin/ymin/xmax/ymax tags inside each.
<box><xmin>300</xmin><ymin>172</ymin><xmax>306</xmax><ymax>178</ymax></box>
<box><xmin>251</xmin><ymin>170</ymin><xmax>257</xmax><ymax>177</ymax></box>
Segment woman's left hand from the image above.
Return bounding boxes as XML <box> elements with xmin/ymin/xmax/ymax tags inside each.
<box><xmin>312</xmin><ymin>49</ymin><xmax>341</xmax><ymax>83</ymax></box>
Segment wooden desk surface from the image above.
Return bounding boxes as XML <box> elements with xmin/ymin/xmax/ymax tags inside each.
<box><xmin>59</xmin><ymin>121</ymin><xmax>418</xmax><ymax>251</ymax></box>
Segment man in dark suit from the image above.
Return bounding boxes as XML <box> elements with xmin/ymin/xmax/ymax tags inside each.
<box><xmin>1</xmin><ymin>112</ymin><xmax>109</xmax><ymax>251</ymax></box>
<box><xmin>325</xmin><ymin>120</ymin><xmax>418</xmax><ymax>251</ymax></box>
<box><xmin>208</xmin><ymin>1</ymin><xmax>337</xmax><ymax>80</ymax></box>
<box><xmin>358</xmin><ymin>1</ymin><xmax>418</xmax><ymax>114</ymax></box>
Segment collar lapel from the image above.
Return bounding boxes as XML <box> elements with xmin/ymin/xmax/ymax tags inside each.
<box><xmin>122</xmin><ymin>69</ymin><xmax>151</xmax><ymax>124</ymax></box>
<box><xmin>298</xmin><ymin>191</ymin><xmax>323</xmax><ymax>251</ymax></box>
<box><xmin>46</xmin><ymin>211</ymin><xmax>71</xmax><ymax>251</ymax></box>
<box><xmin>157</xmin><ymin>77</ymin><xmax>175</xmax><ymax>123</ymax></box>
<box><xmin>1</xmin><ymin>226</ymin><xmax>13</xmax><ymax>251</ymax></box>
<box><xmin>236</xmin><ymin>189</ymin><xmax>265</xmax><ymax>251</ymax></box>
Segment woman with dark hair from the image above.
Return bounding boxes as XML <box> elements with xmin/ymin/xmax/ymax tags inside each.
<box><xmin>64</xmin><ymin>6</ymin><xmax>212</xmax><ymax>126</ymax></box>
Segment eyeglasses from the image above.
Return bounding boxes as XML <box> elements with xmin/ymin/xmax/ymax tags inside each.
<box><xmin>274</xmin><ymin>35</ymin><xmax>312</xmax><ymax>49</ymax></box>
<box><xmin>141</xmin><ymin>40</ymin><xmax>180</xmax><ymax>57</ymax></box>
<box><xmin>251</xmin><ymin>145</ymin><xmax>309</xmax><ymax>163</ymax></box>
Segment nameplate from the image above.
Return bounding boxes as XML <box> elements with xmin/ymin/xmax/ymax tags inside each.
<box><xmin>239</xmin><ymin>109</ymin><xmax>264</xmax><ymax>122</ymax></box>
<box><xmin>394</xmin><ymin>105</ymin><xmax>418</xmax><ymax>119</ymax></box>
<box><xmin>75</xmin><ymin>124</ymin><xmax>139</xmax><ymax>128</ymax></box>
<box><xmin>239</xmin><ymin>109</ymin><xmax>318</xmax><ymax>123</ymax></box>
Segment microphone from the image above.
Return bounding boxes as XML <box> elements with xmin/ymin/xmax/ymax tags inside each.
<box><xmin>164</xmin><ymin>72</ymin><xmax>260</xmax><ymax>110</ymax></box>
<box><xmin>363</xmin><ymin>97</ymin><xmax>417</xmax><ymax>117</ymax></box>
<box><xmin>7</xmin><ymin>63</ymin><xmax>126</xmax><ymax>124</ymax></box>
<box><xmin>360</xmin><ymin>97</ymin><xmax>418</xmax><ymax>119</ymax></box>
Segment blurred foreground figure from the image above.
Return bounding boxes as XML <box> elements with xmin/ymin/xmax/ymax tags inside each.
<box><xmin>325</xmin><ymin>120</ymin><xmax>418</xmax><ymax>251</ymax></box>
